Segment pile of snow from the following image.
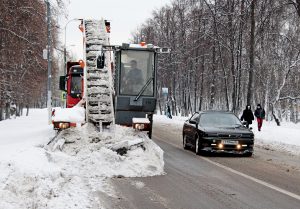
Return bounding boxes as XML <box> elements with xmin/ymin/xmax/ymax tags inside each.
<box><xmin>50</xmin><ymin>124</ymin><xmax>164</xmax><ymax>178</ymax></box>
<box><xmin>0</xmin><ymin>109</ymin><xmax>164</xmax><ymax>209</ymax></box>
<box><xmin>154</xmin><ymin>114</ymin><xmax>300</xmax><ymax>156</ymax></box>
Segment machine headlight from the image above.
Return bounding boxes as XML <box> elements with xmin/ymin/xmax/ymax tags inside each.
<box><xmin>59</xmin><ymin>122</ymin><xmax>70</xmax><ymax>129</ymax></box>
<box><xmin>134</xmin><ymin>124</ymin><xmax>145</xmax><ymax>130</ymax></box>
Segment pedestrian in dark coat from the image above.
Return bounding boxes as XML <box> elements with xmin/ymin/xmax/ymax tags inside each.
<box><xmin>240</xmin><ymin>105</ymin><xmax>254</xmax><ymax>128</ymax></box>
<box><xmin>254</xmin><ymin>104</ymin><xmax>265</xmax><ymax>131</ymax></box>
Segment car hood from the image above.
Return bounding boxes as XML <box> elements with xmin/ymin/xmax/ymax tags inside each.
<box><xmin>201</xmin><ymin>126</ymin><xmax>252</xmax><ymax>134</ymax></box>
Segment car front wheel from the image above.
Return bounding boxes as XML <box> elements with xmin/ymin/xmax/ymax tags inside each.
<box><xmin>244</xmin><ymin>152</ymin><xmax>253</xmax><ymax>157</ymax></box>
<box><xmin>195</xmin><ymin>135</ymin><xmax>201</xmax><ymax>155</ymax></box>
<box><xmin>183</xmin><ymin>134</ymin><xmax>188</xmax><ymax>150</ymax></box>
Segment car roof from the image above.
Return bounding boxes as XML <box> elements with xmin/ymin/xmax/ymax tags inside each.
<box><xmin>197</xmin><ymin>110</ymin><xmax>234</xmax><ymax>114</ymax></box>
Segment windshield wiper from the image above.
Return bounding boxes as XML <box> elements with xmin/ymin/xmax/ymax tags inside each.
<box><xmin>134</xmin><ymin>77</ymin><xmax>153</xmax><ymax>101</ymax></box>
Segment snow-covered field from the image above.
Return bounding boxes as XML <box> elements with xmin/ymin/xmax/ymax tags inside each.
<box><xmin>154</xmin><ymin>115</ymin><xmax>300</xmax><ymax>156</ymax></box>
<box><xmin>0</xmin><ymin>109</ymin><xmax>164</xmax><ymax>209</ymax></box>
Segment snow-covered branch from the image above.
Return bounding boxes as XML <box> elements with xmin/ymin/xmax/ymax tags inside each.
<box><xmin>0</xmin><ymin>28</ymin><xmax>36</xmax><ymax>45</ymax></box>
<box><xmin>278</xmin><ymin>96</ymin><xmax>300</xmax><ymax>101</ymax></box>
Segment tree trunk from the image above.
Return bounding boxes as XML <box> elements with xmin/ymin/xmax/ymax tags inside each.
<box><xmin>0</xmin><ymin>106</ymin><xmax>3</xmax><ymax>121</ymax></box>
<box><xmin>5</xmin><ymin>102</ymin><xmax>10</xmax><ymax>119</ymax></box>
<box><xmin>228</xmin><ymin>0</ymin><xmax>236</xmax><ymax>112</ymax></box>
<box><xmin>210</xmin><ymin>46</ymin><xmax>216</xmax><ymax>110</ymax></box>
<box><xmin>236</xmin><ymin>0</ymin><xmax>245</xmax><ymax>113</ymax></box>
<box><xmin>26</xmin><ymin>105</ymin><xmax>29</xmax><ymax>116</ymax></box>
<box><xmin>270</xmin><ymin>103</ymin><xmax>280</xmax><ymax>126</ymax></box>
<box><xmin>247</xmin><ymin>0</ymin><xmax>256</xmax><ymax>105</ymax></box>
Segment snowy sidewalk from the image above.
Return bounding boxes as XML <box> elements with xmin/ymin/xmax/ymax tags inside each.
<box><xmin>251</xmin><ymin>121</ymin><xmax>300</xmax><ymax>156</ymax></box>
<box><xmin>0</xmin><ymin>109</ymin><xmax>55</xmax><ymax>146</ymax></box>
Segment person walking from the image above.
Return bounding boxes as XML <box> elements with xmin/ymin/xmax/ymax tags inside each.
<box><xmin>240</xmin><ymin>105</ymin><xmax>254</xmax><ymax>128</ymax></box>
<box><xmin>254</xmin><ymin>104</ymin><xmax>265</xmax><ymax>131</ymax></box>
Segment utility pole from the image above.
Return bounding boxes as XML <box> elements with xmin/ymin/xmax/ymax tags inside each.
<box><xmin>46</xmin><ymin>0</ymin><xmax>52</xmax><ymax>124</ymax></box>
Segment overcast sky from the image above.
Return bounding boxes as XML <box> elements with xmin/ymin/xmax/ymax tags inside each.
<box><xmin>60</xmin><ymin>0</ymin><xmax>171</xmax><ymax>59</ymax></box>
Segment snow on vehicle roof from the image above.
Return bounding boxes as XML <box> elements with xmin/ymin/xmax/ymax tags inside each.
<box><xmin>129</xmin><ymin>43</ymin><xmax>159</xmax><ymax>49</ymax></box>
<box><xmin>132</xmin><ymin>118</ymin><xmax>150</xmax><ymax>124</ymax></box>
<box><xmin>52</xmin><ymin>106</ymin><xmax>85</xmax><ymax>123</ymax></box>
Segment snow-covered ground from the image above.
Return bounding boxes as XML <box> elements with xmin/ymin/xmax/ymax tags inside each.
<box><xmin>252</xmin><ymin>121</ymin><xmax>300</xmax><ymax>156</ymax></box>
<box><xmin>1</xmin><ymin>109</ymin><xmax>299</xmax><ymax>208</ymax></box>
<box><xmin>0</xmin><ymin>109</ymin><xmax>164</xmax><ymax>209</ymax></box>
<box><xmin>154</xmin><ymin>115</ymin><xmax>300</xmax><ymax>156</ymax></box>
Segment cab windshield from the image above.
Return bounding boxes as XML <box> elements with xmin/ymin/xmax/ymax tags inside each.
<box><xmin>71</xmin><ymin>76</ymin><xmax>81</xmax><ymax>94</ymax></box>
<box><xmin>119</xmin><ymin>50</ymin><xmax>154</xmax><ymax>96</ymax></box>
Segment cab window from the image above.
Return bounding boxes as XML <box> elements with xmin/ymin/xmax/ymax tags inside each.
<box><xmin>119</xmin><ymin>50</ymin><xmax>154</xmax><ymax>96</ymax></box>
<box><xmin>71</xmin><ymin>76</ymin><xmax>81</xmax><ymax>94</ymax></box>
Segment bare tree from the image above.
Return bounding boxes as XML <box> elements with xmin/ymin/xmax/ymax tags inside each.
<box><xmin>132</xmin><ymin>0</ymin><xmax>300</xmax><ymax>123</ymax></box>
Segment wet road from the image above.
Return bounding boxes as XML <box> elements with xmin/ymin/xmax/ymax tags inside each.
<box><xmin>101</xmin><ymin>122</ymin><xmax>300</xmax><ymax>209</ymax></box>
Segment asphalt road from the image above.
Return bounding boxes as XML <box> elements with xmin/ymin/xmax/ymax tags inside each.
<box><xmin>101</xmin><ymin>122</ymin><xmax>300</xmax><ymax>209</ymax></box>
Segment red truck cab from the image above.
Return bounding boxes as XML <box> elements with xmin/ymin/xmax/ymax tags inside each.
<box><xmin>59</xmin><ymin>61</ymin><xmax>84</xmax><ymax>108</ymax></box>
<box><xmin>53</xmin><ymin>61</ymin><xmax>84</xmax><ymax>130</ymax></box>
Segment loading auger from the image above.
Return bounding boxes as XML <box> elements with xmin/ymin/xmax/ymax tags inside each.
<box><xmin>84</xmin><ymin>19</ymin><xmax>115</xmax><ymax>129</ymax></box>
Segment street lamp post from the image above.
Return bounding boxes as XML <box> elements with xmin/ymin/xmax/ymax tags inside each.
<box><xmin>64</xmin><ymin>18</ymin><xmax>83</xmax><ymax>75</ymax></box>
<box><xmin>45</xmin><ymin>0</ymin><xmax>52</xmax><ymax>125</ymax></box>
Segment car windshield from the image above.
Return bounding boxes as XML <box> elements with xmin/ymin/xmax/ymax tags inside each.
<box><xmin>199</xmin><ymin>113</ymin><xmax>242</xmax><ymax>128</ymax></box>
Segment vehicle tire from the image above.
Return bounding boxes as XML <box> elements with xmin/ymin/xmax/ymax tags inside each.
<box><xmin>183</xmin><ymin>134</ymin><xmax>188</xmax><ymax>150</ymax></box>
<box><xmin>244</xmin><ymin>152</ymin><xmax>253</xmax><ymax>157</ymax></box>
<box><xmin>195</xmin><ymin>135</ymin><xmax>201</xmax><ymax>155</ymax></box>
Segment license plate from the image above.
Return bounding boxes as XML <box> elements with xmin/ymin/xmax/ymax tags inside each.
<box><xmin>221</xmin><ymin>140</ymin><xmax>238</xmax><ymax>145</ymax></box>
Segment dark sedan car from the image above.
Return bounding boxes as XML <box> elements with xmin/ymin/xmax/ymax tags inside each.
<box><xmin>182</xmin><ymin>111</ymin><xmax>254</xmax><ymax>156</ymax></box>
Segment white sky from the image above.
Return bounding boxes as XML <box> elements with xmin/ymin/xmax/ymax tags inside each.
<box><xmin>60</xmin><ymin>0</ymin><xmax>171</xmax><ymax>59</ymax></box>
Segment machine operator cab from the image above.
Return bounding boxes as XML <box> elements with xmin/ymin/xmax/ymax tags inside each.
<box><xmin>114</xmin><ymin>42</ymin><xmax>170</xmax><ymax>137</ymax></box>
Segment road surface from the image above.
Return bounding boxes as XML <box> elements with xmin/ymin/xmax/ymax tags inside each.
<box><xmin>100</xmin><ymin>120</ymin><xmax>300</xmax><ymax>209</ymax></box>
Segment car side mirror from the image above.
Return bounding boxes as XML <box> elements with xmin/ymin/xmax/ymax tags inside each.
<box><xmin>189</xmin><ymin>120</ymin><xmax>197</xmax><ymax>125</ymax></box>
<box><xmin>249</xmin><ymin>127</ymin><xmax>253</xmax><ymax>130</ymax></box>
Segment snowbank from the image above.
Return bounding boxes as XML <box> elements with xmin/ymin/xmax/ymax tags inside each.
<box><xmin>0</xmin><ymin>109</ymin><xmax>164</xmax><ymax>209</ymax></box>
<box><xmin>154</xmin><ymin>114</ymin><xmax>300</xmax><ymax>156</ymax></box>
<box><xmin>50</xmin><ymin>124</ymin><xmax>164</xmax><ymax>178</ymax></box>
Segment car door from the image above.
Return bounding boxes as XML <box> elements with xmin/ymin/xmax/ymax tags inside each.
<box><xmin>185</xmin><ymin>113</ymin><xmax>200</xmax><ymax>145</ymax></box>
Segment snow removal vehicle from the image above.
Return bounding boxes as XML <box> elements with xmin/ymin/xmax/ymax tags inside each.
<box><xmin>53</xmin><ymin>19</ymin><xmax>169</xmax><ymax>138</ymax></box>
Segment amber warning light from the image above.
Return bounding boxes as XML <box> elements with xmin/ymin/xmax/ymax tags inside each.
<box><xmin>79</xmin><ymin>21</ymin><xmax>84</xmax><ymax>32</ymax></box>
<box><xmin>105</xmin><ymin>20</ymin><xmax>111</xmax><ymax>33</ymax></box>
<box><xmin>78</xmin><ymin>60</ymin><xmax>85</xmax><ymax>68</ymax></box>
